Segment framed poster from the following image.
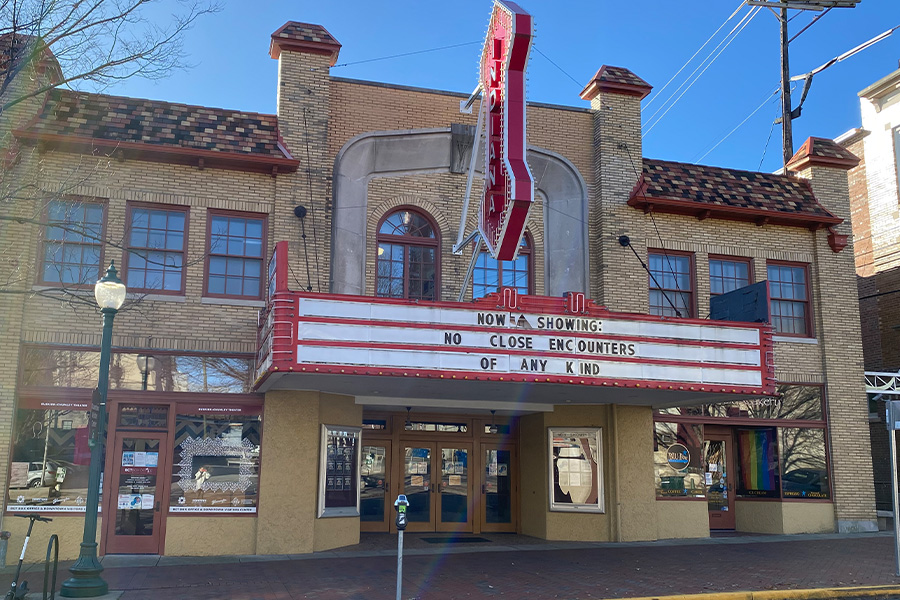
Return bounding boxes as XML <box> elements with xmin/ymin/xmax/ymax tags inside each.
<box><xmin>318</xmin><ymin>425</ymin><xmax>361</xmax><ymax>518</ymax></box>
<box><xmin>548</xmin><ymin>427</ymin><xmax>604</xmax><ymax>513</ymax></box>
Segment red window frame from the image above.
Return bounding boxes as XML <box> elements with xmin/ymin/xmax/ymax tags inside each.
<box><xmin>123</xmin><ymin>202</ymin><xmax>189</xmax><ymax>295</ymax></box>
<box><xmin>204</xmin><ymin>209</ymin><xmax>268</xmax><ymax>300</ymax></box>
<box><xmin>766</xmin><ymin>261</ymin><xmax>813</xmax><ymax>338</ymax></box>
<box><xmin>648</xmin><ymin>249</ymin><xmax>695</xmax><ymax>318</ymax></box>
<box><xmin>709</xmin><ymin>255</ymin><xmax>753</xmax><ymax>297</ymax></box>
<box><xmin>37</xmin><ymin>197</ymin><xmax>107</xmax><ymax>288</ymax></box>
<box><xmin>473</xmin><ymin>231</ymin><xmax>533</xmax><ymax>299</ymax></box>
<box><xmin>375</xmin><ymin>207</ymin><xmax>441</xmax><ymax>301</ymax></box>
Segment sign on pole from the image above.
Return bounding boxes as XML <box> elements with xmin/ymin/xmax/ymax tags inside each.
<box><xmin>478</xmin><ymin>0</ymin><xmax>534</xmax><ymax>261</ymax></box>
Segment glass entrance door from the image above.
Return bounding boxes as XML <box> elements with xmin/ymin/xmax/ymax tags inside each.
<box><xmin>401</xmin><ymin>443</ymin><xmax>472</xmax><ymax>532</ymax></box>
<box><xmin>360</xmin><ymin>441</ymin><xmax>391</xmax><ymax>532</ymax></box>
<box><xmin>480</xmin><ymin>443</ymin><xmax>516</xmax><ymax>532</ymax></box>
<box><xmin>104</xmin><ymin>432</ymin><xmax>168</xmax><ymax>554</ymax></box>
<box><xmin>704</xmin><ymin>431</ymin><xmax>735</xmax><ymax>530</ymax></box>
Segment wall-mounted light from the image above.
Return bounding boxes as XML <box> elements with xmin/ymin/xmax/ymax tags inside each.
<box><xmin>405</xmin><ymin>407</ymin><xmax>413</xmax><ymax>431</ymax></box>
<box><xmin>489</xmin><ymin>410</ymin><xmax>499</xmax><ymax>434</ymax></box>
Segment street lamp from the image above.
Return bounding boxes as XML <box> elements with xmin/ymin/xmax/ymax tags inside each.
<box><xmin>136</xmin><ymin>354</ymin><xmax>156</xmax><ymax>391</ymax></box>
<box><xmin>60</xmin><ymin>262</ymin><xmax>126</xmax><ymax>598</ymax></box>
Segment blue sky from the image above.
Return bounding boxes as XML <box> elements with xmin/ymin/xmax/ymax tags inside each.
<box><xmin>109</xmin><ymin>0</ymin><xmax>898</xmax><ymax>173</ymax></box>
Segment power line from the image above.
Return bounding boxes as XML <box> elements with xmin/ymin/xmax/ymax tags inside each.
<box><xmin>533</xmin><ymin>46</ymin><xmax>582</xmax><ymax>89</ymax></box>
<box><xmin>330</xmin><ymin>41</ymin><xmax>480</xmax><ymax>69</ymax></box>
<box><xmin>643</xmin><ymin>1</ymin><xmax>746</xmax><ymax>111</ymax></box>
<box><xmin>692</xmin><ymin>86</ymin><xmax>779</xmax><ymax>163</ymax></box>
<box><xmin>643</xmin><ymin>6</ymin><xmax>760</xmax><ymax>137</ymax></box>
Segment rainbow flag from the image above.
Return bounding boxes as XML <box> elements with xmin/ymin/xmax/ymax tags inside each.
<box><xmin>738</xmin><ymin>429</ymin><xmax>776</xmax><ymax>491</ymax></box>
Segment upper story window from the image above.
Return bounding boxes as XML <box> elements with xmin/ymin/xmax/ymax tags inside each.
<box><xmin>376</xmin><ymin>208</ymin><xmax>439</xmax><ymax>301</ymax></box>
<box><xmin>709</xmin><ymin>257</ymin><xmax>751</xmax><ymax>296</ymax></box>
<box><xmin>648</xmin><ymin>251</ymin><xmax>694</xmax><ymax>318</ymax></box>
<box><xmin>767</xmin><ymin>262</ymin><xmax>811</xmax><ymax>336</ymax></box>
<box><xmin>473</xmin><ymin>234</ymin><xmax>532</xmax><ymax>299</ymax></box>
<box><xmin>206</xmin><ymin>211</ymin><xmax>266</xmax><ymax>299</ymax></box>
<box><xmin>125</xmin><ymin>204</ymin><xmax>187</xmax><ymax>293</ymax></box>
<box><xmin>40</xmin><ymin>199</ymin><xmax>104</xmax><ymax>286</ymax></box>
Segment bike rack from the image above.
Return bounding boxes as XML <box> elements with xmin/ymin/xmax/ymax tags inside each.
<box><xmin>42</xmin><ymin>534</ymin><xmax>58</xmax><ymax>600</ymax></box>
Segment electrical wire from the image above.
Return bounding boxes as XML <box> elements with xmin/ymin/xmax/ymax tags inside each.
<box><xmin>643</xmin><ymin>0</ymin><xmax>746</xmax><ymax>111</ymax></box>
<box><xmin>533</xmin><ymin>46</ymin><xmax>582</xmax><ymax>89</ymax></box>
<box><xmin>692</xmin><ymin>86</ymin><xmax>780</xmax><ymax>163</ymax></box>
<box><xmin>643</xmin><ymin>6</ymin><xmax>760</xmax><ymax>137</ymax></box>
<box><xmin>330</xmin><ymin>41</ymin><xmax>481</xmax><ymax>69</ymax></box>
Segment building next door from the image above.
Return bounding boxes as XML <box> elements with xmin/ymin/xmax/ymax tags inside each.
<box><xmin>401</xmin><ymin>442</ymin><xmax>472</xmax><ymax>532</ymax></box>
<box><xmin>704</xmin><ymin>427</ymin><xmax>736</xmax><ymax>530</ymax></box>
<box><xmin>103</xmin><ymin>430</ymin><xmax>169</xmax><ymax>554</ymax></box>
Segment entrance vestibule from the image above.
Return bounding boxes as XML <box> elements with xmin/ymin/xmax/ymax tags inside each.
<box><xmin>360</xmin><ymin>412</ymin><xmax>518</xmax><ymax>535</ymax></box>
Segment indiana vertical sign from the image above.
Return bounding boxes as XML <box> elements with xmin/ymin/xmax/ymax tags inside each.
<box><xmin>479</xmin><ymin>1</ymin><xmax>534</xmax><ymax>261</ymax></box>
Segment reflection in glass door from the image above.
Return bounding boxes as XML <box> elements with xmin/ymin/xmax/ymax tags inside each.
<box><xmin>704</xmin><ymin>432</ymin><xmax>735</xmax><ymax>530</ymax></box>
<box><xmin>403</xmin><ymin>444</ymin><xmax>433</xmax><ymax>531</ymax></box>
<box><xmin>438</xmin><ymin>446</ymin><xmax>470</xmax><ymax>532</ymax></box>
<box><xmin>360</xmin><ymin>442</ymin><xmax>391</xmax><ymax>532</ymax></box>
<box><xmin>481</xmin><ymin>444</ymin><xmax>516</xmax><ymax>532</ymax></box>
<box><xmin>105</xmin><ymin>433</ymin><xmax>167</xmax><ymax>554</ymax></box>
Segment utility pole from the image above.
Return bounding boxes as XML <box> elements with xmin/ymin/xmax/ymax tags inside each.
<box><xmin>746</xmin><ymin>0</ymin><xmax>861</xmax><ymax>168</ymax></box>
<box><xmin>779</xmin><ymin>7</ymin><xmax>793</xmax><ymax>166</ymax></box>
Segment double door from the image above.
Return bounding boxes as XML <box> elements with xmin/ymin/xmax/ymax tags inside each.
<box><xmin>360</xmin><ymin>439</ymin><xmax>516</xmax><ymax>533</ymax></box>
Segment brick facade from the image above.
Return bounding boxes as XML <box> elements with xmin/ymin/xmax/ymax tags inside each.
<box><xmin>0</xmin><ymin>17</ymin><xmax>880</xmax><ymax>557</ymax></box>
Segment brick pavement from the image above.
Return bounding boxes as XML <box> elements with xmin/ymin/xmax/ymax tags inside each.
<box><xmin>4</xmin><ymin>532</ymin><xmax>900</xmax><ymax>600</ymax></box>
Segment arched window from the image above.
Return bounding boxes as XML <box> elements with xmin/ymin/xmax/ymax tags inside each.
<box><xmin>473</xmin><ymin>234</ymin><xmax>532</xmax><ymax>299</ymax></box>
<box><xmin>376</xmin><ymin>208</ymin><xmax>439</xmax><ymax>300</ymax></box>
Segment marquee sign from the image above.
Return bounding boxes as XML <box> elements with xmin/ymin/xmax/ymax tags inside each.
<box><xmin>478</xmin><ymin>0</ymin><xmax>534</xmax><ymax>261</ymax></box>
<box><xmin>254</xmin><ymin>249</ymin><xmax>775</xmax><ymax>398</ymax></box>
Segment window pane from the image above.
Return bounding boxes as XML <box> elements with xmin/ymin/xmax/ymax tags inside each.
<box><xmin>779</xmin><ymin>428</ymin><xmax>829</xmax><ymax>499</ymax></box>
<box><xmin>654</xmin><ymin>422</ymin><xmax>704</xmax><ymax>498</ymax></box>
<box><xmin>170</xmin><ymin>413</ymin><xmax>261</xmax><ymax>513</ymax></box>
<box><xmin>7</xmin><ymin>409</ymin><xmax>94</xmax><ymax>512</ymax></box>
<box><xmin>735</xmin><ymin>428</ymin><xmax>779</xmax><ymax>498</ymax></box>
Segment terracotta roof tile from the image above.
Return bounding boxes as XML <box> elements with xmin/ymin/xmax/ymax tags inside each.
<box><xmin>630</xmin><ymin>159</ymin><xmax>841</xmax><ymax>228</ymax></box>
<box><xmin>269</xmin><ymin>21</ymin><xmax>341</xmax><ymax>64</ymax></box>
<box><xmin>21</xmin><ymin>89</ymin><xmax>290</xmax><ymax>160</ymax></box>
<box><xmin>580</xmin><ymin>65</ymin><xmax>652</xmax><ymax>101</ymax></box>
<box><xmin>786</xmin><ymin>136</ymin><xmax>859</xmax><ymax>171</ymax></box>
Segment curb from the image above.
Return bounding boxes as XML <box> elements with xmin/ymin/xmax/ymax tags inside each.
<box><xmin>601</xmin><ymin>586</ymin><xmax>900</xmax><ymax>600</ymax></box>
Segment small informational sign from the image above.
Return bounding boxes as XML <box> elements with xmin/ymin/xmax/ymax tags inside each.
<box><xmin>706</xmin><ymin>472</ymin><xmax>714</xmax><ymax>485</ymax></box>
<box><xmin>118</xmin><ymin>494</ymin><xmax>141</xmax><ymax>509</ymax></box>
<box><xmin>411</xmin><ymin>475</ymin><xmax>424</xmax><ymax>487</ymax></box>
<box><xmin>141</xmin><ymin>494</ymin><xmax>155</xmax><ymax>510</ymax></box>
<box><xmin>666</xmin><ymin>443</ymin><xmax>691</xmax><ymax>472</ymax></box>
<box><xmin>9</xmin><ymin>462</ymin><xmax>28</xmax><ymax>488</ymax></box>
<box><xmin>449</xmin><ymin>475</ymin><xmax>462</xmax><ymax>486</ymax></box>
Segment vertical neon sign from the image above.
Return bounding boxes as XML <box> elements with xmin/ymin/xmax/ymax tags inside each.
<box><xmin>478</xmin><ymin>0</ymin><xmax>534</xmax><ymax>261</ymax></box>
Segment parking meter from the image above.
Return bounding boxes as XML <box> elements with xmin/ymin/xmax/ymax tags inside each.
<box><xmin>394</xmin><ymin>494</ymin><xmax>409</xmax><ymax>530</ymax></box>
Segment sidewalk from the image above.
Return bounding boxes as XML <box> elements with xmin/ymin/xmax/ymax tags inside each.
<box><xmin>5</xmin><ymin>531</ymin><xmax>900</xmax><ymax>600</ymax></box>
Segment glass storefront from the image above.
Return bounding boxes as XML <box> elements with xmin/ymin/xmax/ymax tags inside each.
<box><xmin>653</xmin><ymin>385</ymin><xmax>830</xmax><ymax>503</ymax></box>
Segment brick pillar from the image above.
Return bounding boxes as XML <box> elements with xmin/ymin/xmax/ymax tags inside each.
<box><xmin>268</xmin><ymin>23</ymin><xmax>340</xmax><ymax>293</ymax></box>
<box><xmin>580</xmin><ymin>66</ymin><xmax>651</xmax><ymax>309</ymax></box>
<box><xmin>787</xmin><ymin>137</ymin><xmax>878</xmax><ymax>532</ymax></box>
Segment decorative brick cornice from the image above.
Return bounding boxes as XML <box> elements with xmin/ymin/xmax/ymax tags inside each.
<box><xmin>786</xmin><ymin>137</ymin><xmax>860</xmax><ymax>172</ymax></box>
<box><xmin>579</xmin><ymin>66</ymin><xmax>652</xmax><ymax>101</ymax></box>
<box><xmin>269</xmin><ymin>21</ymin><xmax>341</xmax><ymax>65</ymax></box>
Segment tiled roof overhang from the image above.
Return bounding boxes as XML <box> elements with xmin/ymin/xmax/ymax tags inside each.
<box><xmin>628</xmin><ymin>159</ymin><xmax>843</xmax><ymax>230</ymax></box>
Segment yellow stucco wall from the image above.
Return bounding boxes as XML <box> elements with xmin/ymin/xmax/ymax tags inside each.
<box><xmin>2</xmin><ymin>515</ymin><xmax>100</xmax><ymax>565</ymax></box>
<box><xmin>255</xmin><ymin>390</ymin><xmax>361</xmax><ymax>555</ymax></box>
<box><xmin>735</xmin><ymin>500</ymin><xmax>835</xmax><ymax>534</ymax></box>
<box><xmin>613</xmin><ymin>406</ymin><xmax>658</xmax><ymax>542</ymax></box>
<box><xmin>164</xmin><ymin>517</ymin><xmax>257</xmax><ymax>556</ymax></box>
<box><xmin>656</xmin><ymin>501</ymin><xmax>709</xmax><ymax>539</ymax></box>
<box><xmin>518</xmin><ymin>413</ymin><xmax>548</xmax><ymax>539</ymax></box>
<box><xmin>781</xmin><ymin>502</ymin><xmax>834</xmax><ymax>534</ymax></box>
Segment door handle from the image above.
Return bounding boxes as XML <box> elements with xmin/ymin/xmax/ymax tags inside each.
<box><xmin>155</xmin><ymin>501</ymin><xmax>160</xmax><ymax>512</ymax></box>
<box><xmin>481</xmin><ymin>484</ymin><xmax>486</xmax><ymax>495</ymax></box>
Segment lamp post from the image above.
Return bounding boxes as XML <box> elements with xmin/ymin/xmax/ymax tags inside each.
<box><xmin>60</xmin><ymin>262</ymin><xmax>126</xmax><ymax>598</ymax></box>
<box><xmin>136</xmin><ymin>354</ymin><xmax>156</xmax><ymax>391</ymax></box>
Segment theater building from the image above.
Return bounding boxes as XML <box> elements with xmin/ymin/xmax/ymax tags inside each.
<box><xmin>0</xmin><ymin>9</ymin><xmax>877</xmax><ymax>562</ymax></box>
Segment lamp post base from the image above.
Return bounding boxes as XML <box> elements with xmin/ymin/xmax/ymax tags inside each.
<box><xmin>60</xmin><ymin>541</ymin><xmax>108</xmax><ymax>598</ymax></box>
